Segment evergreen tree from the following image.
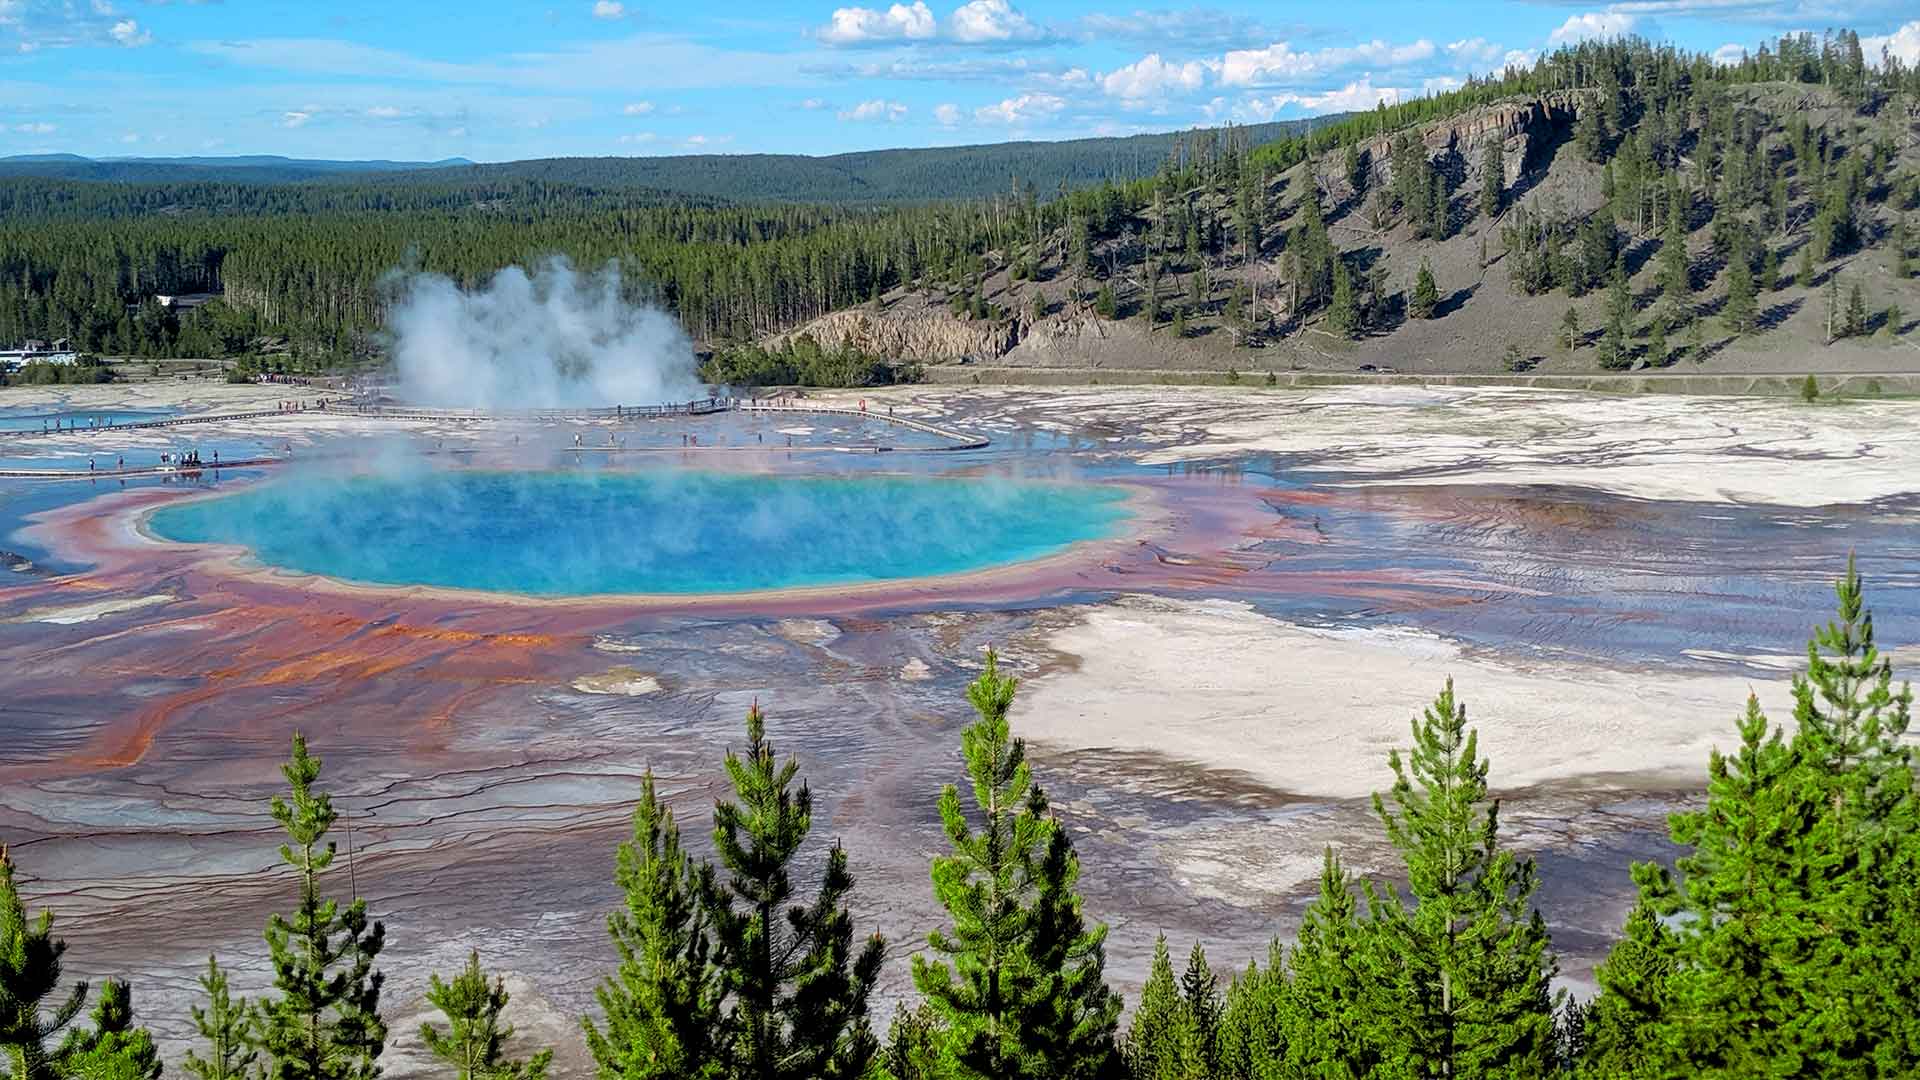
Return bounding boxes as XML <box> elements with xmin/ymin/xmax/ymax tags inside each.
<box><xmin>1284</xmin><ymin>848</ymin><xmax>1378</xmax><ymax>1077</ymax></box>
<box><xmin>1171</xmin><ymin>309</ymin><xmax>1188</xmax><ymax>338</ymax></box>
<box><xmin>1686</xmin><ymin>316</ymin><xmax>1705</xmax><ymax>364</ymax></box>
<box><xmin>705</xmin><ymin>706</ymin><xmax>885</xmax><ymax>1080</ymax></box>
<box><xmin>1578</xmin><ymin>894</ymin><xmax>1677</xmax><ymax>1077</ymax></box>
<box><xmin>1216</xmin><ymin>944</ymin><xmax>1288</xmax><ymax>1080</ymax></box>
<box><xmin>1646</xmin><ymin>315</ymin><xmax>1668</xmax><ymax>366</ymax></box>
<box><xmin>1758</xmin><ymin>248</ymin><xmax>1778</xmax><ymax>293</ymax></box>
<box><xmin>1561</xmin><ymin>307</ymin><xmax>1580</xmax><ymax>353</ymax></box>
<box><xmin>913</xmin><ymin>651</ymin><xmax>1123</xmax><ymax>1080</ymax></box>
<box><xmin>183</xmin><ymin>955</ymin><xmax>258</xmax><ymax>1080</ymax></box>
<box><xmin>1094</xmin><ymin>285</ymin><xmax>1116</xmax><ymax>320</ymax></box>
<box><xmin>1365</xmin><ymin>680</ymin><xmax>1559</xmax><ymax>1079</ymax></box>
<box><xmin>1796</xmin><ymin>244</ymin><xmax>1815</xmax><ymax>288</ymax></box>
<box><xmin>1029</xmin><ymin>293</ymin><xmax>1046</xmax><ymax>323</ymax></box>
<box><xmin>1657</xmin><ymin>220</ymin><xmax>1690</xmax><ymax>310</ymax></box>
<box><xmin>424</xmin><ymin>952</ymin><xmax>551</xmax><ymax>1080</ymax></box>
<box><xmin>1177</xmin><ymin>944</ymin><xmax>1220</xmax><ymax>1078</ymax></box>
<box><xmin>1328</xmin><ymin>259</ymin><xmax>1358</xmax><ymax>338</ymax></box>
<box><xmin>1122</xmin><ymin>938</ymin><xmax>1189</xmax><ymax>1080</ymax></box>
<box><xmin>1600</xmin><ymin>257</ymin><xmax>1633</xmax><ymax>369</ymax></box>
<box><xmin>1801</xmin><ymin>374</ymin><xmax>1819</xmax><ymax>403</ymax></box>
<box><xmin>1844</xmin><ymin>281</ymin><xmax>1867</xmax><ymax>338</ymax></box>
<box><xmin>1575</xmin><ymin>105</ymin><xmax>1606</xmax><ymax>164</ymax></box>
<box><xmin>1479</xmin><ymin>139</ymin><xmax>1505</xmax><ymax>218</ymax></box>
<box><xmin>1410</xmin><ymin>259</ymin><xmax>1439</xmax><ymax>320</ymax></box>
<box><xmin>1722</xmin><ymin>256</ymin><xmax>1756</xmax><ymax>335</ymax></box>
<box><xmin>255</xmin><ymin>735</ymin><xmax>388</xmax><ymax>1080</ymax></box>
<box><xmin>0</xmin><ymin>847</ymin><xmax>92</xmax><ymax>1080</ymax></box>
<box><xmin>55</xmin><ymin>980</ymin><xmax>161</xmax><ymax>1080</ymax></box>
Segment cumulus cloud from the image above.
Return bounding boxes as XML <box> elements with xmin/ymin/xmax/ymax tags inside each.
<box><xmin>1445</xmin><ymin>37</ymin><xmax>1505</xmax><ymax>66</ymax></box>
<box><xmin>933</xmin><ymin>102</ymin><xmax>962</xmax><ymax>126</ymax></box>
<box><xmin>839</xmin><ymin>98</ymin><xmax>909</xmax><ymax>121</ymax></box>
<box><xmin>1711</xmin><ymin>42</ymin><xmax>1747</xmax><ymax>65</ymax></box>
<box><xmin>1548</xmin><ymin>11</ymin><xmax>1646</xmax><ymax>46</ymax></box>
<box><xmin>815</xmin><ymin>0</ymin><xmax>1046</xmax><ymax>46</ymax></box>
<box><xmin>1220</xmin><ymin>38</ymin><xmax>1436</xmax><ymax>87</ymax></box>
<box><xmin>623</xmin><ymin>100</ymin><xmax>655</xmax><ymax>115</ymax></box>
<box><xmin>591</xmin><ymin>1</ymin><xmax>625</xmax><ymax>18</ymax></box>
<box><xmin>817</xmin><ymin>1</ymin><xmax>938</xmax><ymax>44</ymax></box>
<box><xmin>949</xmin><ymin>0</ymin><xmax>1045</xmax><ymax>43</ymax></box>
<box><xmin>280</xmin><ymin>110</ymin><xmax>313</xmax><ymax>128</ymax></box>
<box><xmin>1100</xmin><ymin>52</ymin><xmax>1211</xmax><ymax>101</ymax></box>
<box><xmin>1236</xmin><ymin>79</ymin><xmax>1403</xmax><ymax>121</ymax></box>
<box><xmin>365</xmin><ymin>105</ymin><xmax>404</xmax><ymax>119</ymax></box>
<box><xmin>973</xmin><ymin>91</ymin><xmax>1066</xmax><ymax>124</ymax></box>
<box><xmin>1863</xmin><ymin>20</ymin><xmax>1920</xmax><ymax>68</ymax></box>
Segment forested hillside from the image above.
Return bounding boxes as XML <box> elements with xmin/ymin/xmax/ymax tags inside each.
<box><xmin>1</xmin><ymin>32</ymin><xmax>1917</xmax><ymax>377</ymax></box>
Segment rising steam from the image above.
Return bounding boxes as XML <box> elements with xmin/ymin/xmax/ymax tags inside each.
<box><xmin>385</xmin><ymin>258</ymin><xmax>702</xmax><ymax>408</ymax></box>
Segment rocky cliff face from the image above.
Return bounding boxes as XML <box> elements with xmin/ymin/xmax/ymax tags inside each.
<box><xmin>766</xmin><ymin>306</ymin><xmax>1019</xmax><ymax>363</ymax></box>
<box><xmin>1325</xmin><ymin>91</ymin><xmax>1584</xmax><ymax>199</ymax></box>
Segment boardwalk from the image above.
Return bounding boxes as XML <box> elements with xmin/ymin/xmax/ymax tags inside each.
<box><xmin>0</xmin><ymin>397</ymin><xmax>986</xmax><ymax>479</ymax></box>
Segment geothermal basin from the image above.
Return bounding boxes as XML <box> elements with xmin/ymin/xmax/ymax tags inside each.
<box><xmin>3</xmin><ymin>380</ymin><xmax>1920</xmax><ymax>1076</ymax></box>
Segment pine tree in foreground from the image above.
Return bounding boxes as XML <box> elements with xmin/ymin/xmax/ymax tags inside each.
<box><xmin>423</xmin><ymin>951</ymin><xmax>552</xmax><ymax>1080</ymax></box>
<box><xmin>1283</xmin><ymin>848</ymin><xmax>1379</xmax><ymax>1078</ymax></box>
<box><xmin>55</xmin><ymin>979</ymin><xmax>162</xmax><ymax>1080</ymax></box>
<box><xmin>255</xmin><ymin>734</ymin><xmax>388</xmax><ymax>1080</ymax></box>
<box><xmin>182</xmin><ymin>955</ymin><xmax>258</xmax><ymax>1080</ymax></box>
<box><xmin>912</xmin><ymin>650</ymin><xmax>1122</xmax><ymax>1080</ymax></box>
<box><xmin>1122</xmin><ymin>938</ymin><xmax>1219</xmax><ymax>1080</ymax></box>
<box><xmin>1578</xmin><ymin>892</ymin><xmax>1677</xmax><ymax>1078</ymax></box>
<box><xmin>1367</xmin><ymin>679</ymin><xmax>1560</xmax><ymax>1079</ymax></box>
<box><xmin>0</xmin><ymin>848</ymin><xmax>159</xmax><ymax>1080</ymax></box>
<box><xmin>585</xmin><ymin>770</ymin><xmax>722</xmax><ymax>1080</ymax></box>
<box><xmin>707</xmin><ymin>704</ymin><xmax>885</xmax><ymax>1080</ymax></box>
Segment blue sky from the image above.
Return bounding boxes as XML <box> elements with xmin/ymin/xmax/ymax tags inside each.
<box><xmin>2</xmin><ymin>0</ymin><xmax>1917</xmax><ymax>162</ymax></box>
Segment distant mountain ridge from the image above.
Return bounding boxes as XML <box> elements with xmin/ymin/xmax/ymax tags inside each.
<box><xmin>0</xmin><ymin>119</ymin><xmax>1337</xmax><ymax>203</ymax></box>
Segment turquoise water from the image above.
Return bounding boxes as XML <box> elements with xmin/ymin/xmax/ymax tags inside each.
<box><xmin>146</xmin><ymin>468</ymin><xmax>1132</xmax><ymax>596</ymax></box>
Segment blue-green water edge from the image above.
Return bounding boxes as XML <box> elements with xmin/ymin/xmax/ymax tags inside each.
<box><xmin>146</xmin><ymin>469</ymin><xmax>1133</xmax><ymax>596</ymax></box>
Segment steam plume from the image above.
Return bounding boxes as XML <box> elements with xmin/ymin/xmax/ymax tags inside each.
<box><xmin>385</xmin><ymin>258</ymin><xmax>702</xmax><ymax>408</ymax></box>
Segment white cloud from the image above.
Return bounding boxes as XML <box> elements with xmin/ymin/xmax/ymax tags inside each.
<box><xmin>817</xmin><ymin>1</ymin><xmax>937</xmax><ymax>45</ymax></box>
<box><xmin>1220</xmin><ymin>38</ymin><xmax>1435</xmax><ymax>87</ymax></box>
<box><xmin>815</xmin><ymin>0</ymin><xmax>1045</xmax><ymax>47</ymax></box>
<box><xmin>591</xmin><ymin>1</ymin><xmax>625</xmax><ymax>19</ymax></box>
<box><xmin>683</xmin><ymin>134</ymin><xmax>733</xmax><ymax>148</ymax></box>
<box><xmin>617</xmin><ymin>132</ymin><xmax>656</xmax><ymax>144</ymax></box>
<box><xmin>933</xmin><ymin>102</ymin><xmax>962</xmax><ymax>126</ymax></box>
<box><xmin>1711</xmin><ymin>42</ymin><xmax>1747</xmax><ymax>65</ymax></box>
<box><xmin>1502</xmin><ymin>48</ymin><xmax>1537</xmax><ymax>70</ymax></box>
<box><xmin>119</xmin><ymin>132</ymin><xmax>139</xmax><ymax>143</ymax></box>
<box><xmin>365</xmin><ymin>105</ymin><xmax>404</xmax><ymax>119</ymax></box>
<box><xmin>1100</xmin><ymin>52</ymin><xmax>1211</xmax><ymax>101</ymax></box>
<box><xmin>799</xmin><ymin>97</ymin><xmax>832</xmax><ymax>110</ymax></box>
<box><xmin>109</xmin><ymin>18</ymin><xmax>147</xmax><ymax>46</ymax></box>
<box><xmin>839</xmin><ymin>98</ymin><xmax>909</xmax><ymax>121</ymax></box>
<box><xmin>280</xmin><ymin>110</ymin><xmax>312</xmax><ymax>128</ymax></box>
<box><xmin>1236</xmin><ymin>78</ymin><xmax>1403</xmax><ymax>121</ymax></box>
<box><xmin>1548</xmin><ymin>12</ymin><xmax>1643</xmax><ymax>46</ymax></box>
<box><xmin>623</xmin><ymin>101</ymin><xmax>655</xmax><ymax>115</ymax></box>
<box><xmin>447</xmin><ymin>126</ymin><xmax>468</xmax><ymax>137</ymax></box>
<box><xmin>13</xmin><ymin>121</ymin><xmax>56</xmax><ymax>134</ymax></box>
<box><xmin>1863</xmin><ymin>20</ymin><xmax>1920</xmax><ymax>68</ymax></box>
<box><xmin>1444</xmin><ymin>38</ymin><xmax>1504</xmax><ymax>66</ymax></box>
<box><xmin>948</xmin><ymin>0</ymin><xmax>1045</xmax><ymax>43</ymax></box>
<box><xmin>973</xmin><ymin>91</ymin><xmax>1065</xmax><ymax>125</ymax></box>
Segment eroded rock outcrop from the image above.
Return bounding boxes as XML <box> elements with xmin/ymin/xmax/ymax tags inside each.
<box><xmin>766</xmin><ymin>306</ymin><xmax>1019</xmax><ymax>363</ymax></box>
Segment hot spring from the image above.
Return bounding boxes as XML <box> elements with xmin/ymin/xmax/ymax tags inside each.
<box><xmin>144</xmin><ymin>468</ymin><xmax>1134</xmax><ymax>596</ymax></box>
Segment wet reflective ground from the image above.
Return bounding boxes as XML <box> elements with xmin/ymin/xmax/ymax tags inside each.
<box><xmin>2</xmin><ymin>388</ymin><xmax>1916</xmax><ymax>1074</ymax></box>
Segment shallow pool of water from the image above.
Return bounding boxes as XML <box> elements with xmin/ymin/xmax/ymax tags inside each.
<box><xmin>145</xmin><ymin>467</ymin><xmax>1133</xmax><ymax>595</ymax></box>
